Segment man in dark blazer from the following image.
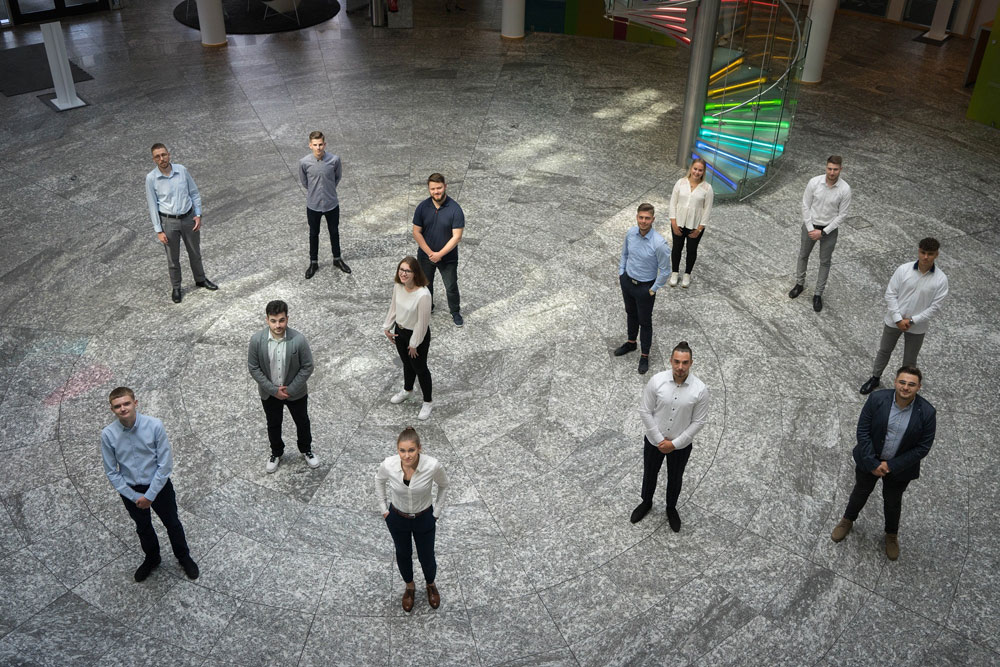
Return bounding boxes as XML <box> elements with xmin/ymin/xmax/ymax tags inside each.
<box><xmin>831</xmin><ymin>365</ymin><xmax>936</xmax><ymax>560</ymax></box>
<box><xmin>248</xmin><ymin>300</ymin><xmax>319</xmax><ymax>473</ymax></box>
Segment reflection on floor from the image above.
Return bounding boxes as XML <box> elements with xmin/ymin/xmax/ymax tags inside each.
<box><xmin>0</xmin><ymin>2</ymin><xmax>999</xmax><ymax>665</ymax></box>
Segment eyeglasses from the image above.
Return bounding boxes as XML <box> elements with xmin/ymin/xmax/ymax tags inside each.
<box><xmin>398</xmin><ymin>268</ymin><xmax>413</xmax><ymax>274</ymax></box>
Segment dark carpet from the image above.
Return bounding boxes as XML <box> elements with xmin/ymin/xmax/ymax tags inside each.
<box><xmin>0</xmin><ymin>43</ymin><xmax>93</xmax><ymax>97</ymax></box>
<box><xmin>173</xmin><ymin>0</ymin><xmax>340</xmax><ymax>34</ymax></box>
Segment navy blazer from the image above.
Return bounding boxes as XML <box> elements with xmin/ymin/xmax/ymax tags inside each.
<box><xmin>853</xmin><ymin>389</ymin><xmax>936</xmax><ymax>482</ymax></box>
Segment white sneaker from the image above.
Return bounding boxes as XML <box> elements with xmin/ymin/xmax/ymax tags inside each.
<box><xmin>266</xmin><ymin>455</ymin><xmax>280</xmax><ymax>473</ymax></box>
<box><xmin>302</xmin><ymin>450</ymin><xmax>320</xmax><ymax>469</ymax></box>
<box><xmin>668</xmin><ymin>272</ymin><xmax>679</xmax><ymax>287</ymax></box>
<box><xmin>681</xmin><ymin>273</ymin><xmax>691</xmax><ymax>288</ymax></box>
<box><xmin>390</xmin><ymin>389</ymin><xmax>413</xmax><ymax>404</ymax></box>
<box><xmin>417</xmin><ymin>402</ymin><xmax>433</xmax><ymax>421</ymax></box>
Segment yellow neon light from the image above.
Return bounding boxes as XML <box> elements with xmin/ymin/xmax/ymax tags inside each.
<box><xmin>707</xmin><ymin>77</ymin><xmax>766</xmax><ymax>97</ymax></box>
<box><xmin>710</xmin><ymin>58</ymin><xmax>745</xmax><ymax>83</ymax></box>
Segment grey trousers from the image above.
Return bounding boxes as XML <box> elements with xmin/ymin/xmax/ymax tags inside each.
<box><xmin>161</xmin><ymin>214</ymin><xmax>206</xmax><ymax>289</ymax></box>
<box><xmin>872</xmin><ymin>324</ymin><xmax>925</xmax><ymax>377</ymax></box>
<box><xmin>795</xmin><ymin>225</ymin><xmax>838</xmax><ymax>295</ymax></box>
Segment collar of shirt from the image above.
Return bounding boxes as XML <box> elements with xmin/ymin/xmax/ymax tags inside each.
<box><xmin>630</xmin><ymin>226</ymin><xmax>664</xmax><ymax>244</ymax></box>
<box><xmin>268</xmin><ymin>331</ymin><xmax>286</xmax><ymax>343</ymax></box>
<box><xmin>912</xmin><ymin>261</ymin><xmax>936</xmax><ymax>273</ymax></box>
<box><xmin>398</xmin><ymin>454</ymin><xmax>429</xmax><ymax>475</ymax></box>
<box><xmin>155</xmin><ymin>167</ymin><xmax>176</xmax><ymax>180</ymax></box>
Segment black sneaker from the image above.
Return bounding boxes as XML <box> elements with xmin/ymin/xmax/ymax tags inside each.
<box><xmin>813</xmin><ymin>295</ymin><xmax>823</xmax><ymax>312</ymax></box>
<box><xmin>452</xmin><ymin>312</ymin><xmax>464</xmax><ymax>327</ymax></box>
<box><xmin>179</xmin><ymin>558</ymin><xmax>199</xmax><ymax>580</ymax></box>
<box><xmin>666</xmin><ymin>507</ymin><xmax>682</xmax><ymax>532</ymax></box>
<box><xmin>134</xmin><ymin>556</ymin><xmax>161</xmax><ymax>582</ymax></box>
<box><xmin>630</xmin><ymin>501</ymin><xmax>652</xmax><ymax>524</ymax></box>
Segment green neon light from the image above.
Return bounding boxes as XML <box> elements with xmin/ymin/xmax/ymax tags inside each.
<box><xmin>702</xmin><ymin>117</ymin><xmax>790</xmax><ymax>129</ymax></box>
<box><xmin>706</xmin><ymin>137</ymin><xmax>785</xmax><ymax>156</ymax></box>
<box><xmin>704</xmin><ymin>99</ymin><xmax>783</xmax><ymax>110</ymax></box>
<box><xmin>699</xmin><ymin>128</ymin><xmax>785</xmax><ymax>152</ymax></box>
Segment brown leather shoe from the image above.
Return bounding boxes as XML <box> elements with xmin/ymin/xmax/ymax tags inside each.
<box><xmin>885</xmin><ymin>533</ymin><xmax>900</xmax><ymax>561</ymax></box>
<box><xmin>402</xmin><ymin>587</ymin><xmax>415</xmax><ymax>612</ymax></box>
<box><xmin>426</xmin><ymin>583</ymin><xmax>440</xmax><ymax>609</ymax></box>
<box><xmin>831</xmin><ymin>518</ymin><xmax>853</xmax><ymax>542</ymax></box>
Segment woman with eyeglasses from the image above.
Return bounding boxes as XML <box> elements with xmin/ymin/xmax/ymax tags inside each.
<box><xmin>383</xmin><ymin>256</ymin><xmax>434</xmax><ymax>420</ymax></box>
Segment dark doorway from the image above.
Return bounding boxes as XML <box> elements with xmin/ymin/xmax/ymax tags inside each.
<box><xmin>7</xmin><ymin>0</ymin><xmax>109</xmax><ymax>26</ymax></box>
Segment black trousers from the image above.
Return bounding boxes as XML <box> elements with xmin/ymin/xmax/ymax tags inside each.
<box><xmin>120</xmin><ymin>479</ymin><xmax>190</xmax><ymax>562</ymax></box>
<box><xmin>394</xmin><ymin>325</ymin><xmax>432</xmax><ymax>402</ymax></box>
<box><xmin>843</xmin><ymin>468</ymin><xmax>912</xmax><ymax>533</ymax></box>
<box><xmin>671</xmin><ymin>227</ymin><xmax>704</xmax><ymax>274</ymax></box>
<box><xmin>417</xmin><ymin>253</ymin><xmax>460</xmax><ymax>314</ymax></box>
<box><xmin>307</xmin><ymin>206</ymin><xmax>341</xmax><ymax>260</ymax></box>
<box><xmin>641</xmin><ymin>437</ymin><xmax>692</xmax><ymax>509</ymax></box>
<box><xmin>385</xmin><ymin>506</ymin><xmax>437</xmax><ymax>584</ymax></box>
<box><xmin>261</xmin><ymin>394</ymin><xmax>312</xmax><ymax>457</ymax></box>
<box><xmin>620</xmin><ymin>274</ymin><xmax>656</xmax><ymax>354</ymax></box>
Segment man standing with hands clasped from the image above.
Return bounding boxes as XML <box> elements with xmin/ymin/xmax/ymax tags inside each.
<box><xmin>413</xmin><ymin>173</ymin><xmax>465</xmax><ymax>327</ymax></box>
<box><xmin>832</xmin><ymin>366</ymin><xmax>936</xmax><ymax>560</ymax></box>
<box><xmin>300</xmin><ymin>131</ymin><xmax>351</xmax><ymax>279</ymax></box>
<box><xmin>631</xmin><ymin>341</ymin><xmax>711</xmax><ymax>531</ymax></box>
<box><xmin>145</xmin><ymin>143</ymin><xmax>218</xmax><ymax>303</ymax></box>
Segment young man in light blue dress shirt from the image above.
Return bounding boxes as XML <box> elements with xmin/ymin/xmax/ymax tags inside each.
<box><xmin>101</xmin><ymin>387</ymin><xmax>199</xmax><ymax>582</ymax></box>
<box><xmin>145</xmin><ymin>143</ymin><xmax>218</xmax><ymax>304</ymax></box>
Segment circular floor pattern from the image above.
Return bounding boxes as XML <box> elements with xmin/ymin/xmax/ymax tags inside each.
<box><xmin>173</xmin><ymin>0</ymin><xmax>340</xmax><ymax>34</ymax></box>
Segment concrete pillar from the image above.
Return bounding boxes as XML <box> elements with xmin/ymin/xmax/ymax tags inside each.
<box><xmin>801</xmin><ymin>0</ymin><xmax>837</xmax><ymax>83</ymax></box>
<box><xmin>196</xmin><ymin>0</ymin><xmax>227</xmax><ymax>47</ymax></box>
<box><xmin>923</xmin><ymin>0</ymin><xmax>956</xmax><ymax>41</ymax></box>
<box><xmin>41</xmin><ymin>22</ymin><xmax>86</xmax><ymax>110</ymax></box>
<box><xmin>501</xmin><ymin>0</ymin><xmax>525</xmax><ymax>39</ymax></box>
<box><xmin>676</xmin><ymin>0</ymin><xmax>720</xmax><ymax>168</ymax></box>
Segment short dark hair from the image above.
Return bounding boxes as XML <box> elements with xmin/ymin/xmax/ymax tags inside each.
<box><xmin>896</xmin><ymin>365</ymin><xmax>922</xmax><ymax>383</ymax></box>
<box><xmin>308</xmin><ymin>131</ymin><xmax>324</xmax><ymax>142</ymax></box>
<box><xmin>637</xmin><ymin>203</ymin><xmax>655</xmax><ymax>215</ymax></box>
<box><xmin>108</xmin><ymin>386</ymin><xmax>135</xmax><ymax>403</ymax></box>
<box><xmin>671</xmin><ymin>340</ymin><xmax>692</xmax><ymax>359</ymax></box>
<box><xmin>826</xmin><ymin>155</ymin><xmax>843</xmax><ymax>166</ymax></box>
<box><xmin>427</xmin><ymin>173</ymin><xmax>446</xmax><ymax>184</ymax></box>
<box><xmin>151</xmin><ymin>143</ymin><xmax>167</xmax><ymax>153</ymax></box>
<box><xmin>265</xmin><ymin>300</ymin><xmax>288</xmax><ymax>317</ymax></box>
<box><xmin>397</xmin><ymin>427</ymin><xmax>421</xmax><ymax>447</ymax></box>
<box><xmin>395</xmin><ymin>256</ymin><xmax>429</xmax><ymax>287</ymax></box>
<box><xmin>918</xmin><ymin>237</ymin><xmax>940</xmax><ymax>252</ymax></box>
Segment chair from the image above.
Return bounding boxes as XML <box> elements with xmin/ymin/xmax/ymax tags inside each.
<box><xmin>262</xmin><ymin>0</ymin><xmax>302</xmax><ymax>24</ymax></box>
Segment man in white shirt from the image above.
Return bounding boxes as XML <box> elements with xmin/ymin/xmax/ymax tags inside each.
<box><xmin>860</xmin><ymin>238</ymin><xmax>949</xmax><ymax>395</ymax></box>
<box><xmin>788</xmin><ymin>156</ymin><xmax>852</xmax><ymax>313</ymax></box>
<box><xmin>631</xmin><ymin>341</ymin><xmax>711</xmax><ymax>531</ymax></box>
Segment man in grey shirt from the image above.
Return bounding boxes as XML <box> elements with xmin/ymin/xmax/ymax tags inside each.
<box><xmin>248</xmin><ymin>300</ymin><xmax>320</xmax><ymax>473</ymax></box>
<box><xmin>299</xmin><ymin>131</ymin><xmax>351</xmax><ymax>278</ymax></box>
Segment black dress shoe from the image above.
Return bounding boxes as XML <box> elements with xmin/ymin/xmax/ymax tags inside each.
<box><xmin>813</xmin><ymin>295</ymin><xmax>823</xmax><ymax>312</ymax></box>
<box><xmin>171</xmin><ymin>288</ymin><xmax>182</xmax><ymax>304</ymax></box>
<box><xmin>179</xmin><ymin>557</ymin><xmax>200</xmax><ymax>580</ymax></box>
<box><xmin>134</xmin><ymin>556</ymin><xmax>161</xmax><ymax>582</ymax></box>
<box><xmin>333</xmin><ymin>258</ymin><xmax>352</xmax><ymax>274</ymax></box>
<box><xmin>666</xmin><ymin>507</ymin><xmax>682</xmax><ymax>533</ymax></box>
<box><xmin>614</xmin><ymin>342</ymin><xmax>637</xmax><ymax>357</ymax></box>
<box><xmin>305</xmin><ymin>262</ymin><xmax>319</xmax><ymax>279</ymax></box>
<box><xmin>638</xmin><ymin>355</ymin><xmax>649</xmax><ymax>374</ymax></box>
<box><xmin>630</xmin><ymin>500</ymin><xmax>652</xmax><ymax>524</ymax></box>
<box><xmin>788</xmin><ymin>284</ymin><xmax>804</xmax><ymax>299</ymax></box>
<box><xmin>859</xmin><ymin>376</ymin><xmax>881</xmax><ymax>395</ymax></box>
<box><xmin>196</xmin><ymin>279</ymin><xmax>218</xmax><ymax>290</ymax></box>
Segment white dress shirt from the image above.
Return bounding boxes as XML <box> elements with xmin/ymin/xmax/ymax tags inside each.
<box><xmin>669</xmin><ymin>178</ymin><xmax>714</xmax><ymax>230</ymax></box>
<box><xmin>375</xmin><ymin>453</ymin><xmax>449</xmax><ymax>518</ymax></box>
<box><xmin>801</xmin><ymin>174</ymin><xmax>851</xmax><ymax>234</ymax></box>
<box><xmin>883</xmin><ymin>261</ymin><xmax>949</xmax><ymax>335</ymax></box>
<box><xmin>267</xmin><ymin>332</ymin><xmax>286</xmax><ymax>387</ymax></box>
<box><xmin>383</xmin><ymin>284</ymin><xmax>432</xmax><ymax>347</ymax></box>
<box><xmin>638</xmin><ymin>371</ymin><xmax>711</xmax><ymax>449</ymax></box>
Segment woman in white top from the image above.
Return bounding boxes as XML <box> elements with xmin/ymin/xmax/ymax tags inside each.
<box><xmin>375</xmin><ymin>427</ymin><xmax>449</xmax><ymax>612</ymax></box>
<box><xmin>668</xmin><ymin>158</ymin><xmax>714</xmax><ymax>288</ymax></box>
<box><xmin>383</xmin><ymin>256</ymin><xmax>434</xmax><ymax>420</ymax></box>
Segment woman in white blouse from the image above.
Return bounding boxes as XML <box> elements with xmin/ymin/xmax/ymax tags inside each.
<box><xmin>383</xmin><ymin>256</ymin><xmax>434</xmax><ymax>421</ymax></box>
<box><xmin>668</xmin><ymin>158</ymin><xmax>714</xmax><ymax>288</ymax></box>
<box><xmin>376</xmin><ymin>427</ymin><xmax>449</xmax><ymax>612</ymax></box>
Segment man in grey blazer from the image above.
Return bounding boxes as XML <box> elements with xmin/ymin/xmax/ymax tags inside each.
<box><xmin>248</xmin><ymin>300</ymin><xmax>320</xmax><ymax>473</ymax></box>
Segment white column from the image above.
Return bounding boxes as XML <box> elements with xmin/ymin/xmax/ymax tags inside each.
<box><xmin>196</xmin><ymin>0</ymin><xmax>228</xmax><ymax>47</ymax></box>
<box><xmin>40</xmin><ymin>22</ymin><xmax>86</xmax><ymax>111</ymax></box>
<box><xmin>801</xmin><ymin>0</ymin><xmax>837</xmax><ymax>83</ymax></box>
<box><xmin>501</xmin><ymin>0</ymin><xmax>525</xmax><ymax>39</ymax></box>
<box><xmin>923</xmin><ymin>0</ymin><xmax>956</xmax><ymax>41</ymax></box>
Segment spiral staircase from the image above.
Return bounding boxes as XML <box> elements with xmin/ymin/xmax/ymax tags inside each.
<box><xmin>606</xmin><ymin>0</ymin><xmax>810</xmax><ymax>199</ymax></box>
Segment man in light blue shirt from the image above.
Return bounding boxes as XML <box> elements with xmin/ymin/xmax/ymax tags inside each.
<box><xmin>145</xmin><ymin>143</ymin><xmax>218</xmax><ymax>303</ymax></box>
<box><xmin>614</xmin><ymin>203</ymin><xmax>671</xmax><ymax>374</ymax></box>
<box><xmin>101</xmin><ymin>386</ymin><xmax>199</xmax><ymax>582</ymax></box>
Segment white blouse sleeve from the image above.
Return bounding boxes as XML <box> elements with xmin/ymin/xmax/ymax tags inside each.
<box><xmin>432</xmin><ymin>461</ymin><xmax>449</xmax><ymax>519</ymax></box>
<box><xmin>375</xmin><ymin>460</ymin><xmax>391</xmax><ymax>515</ymax></box>
<box><xmin>382</xmin><ymin>284</ymin><xmax>398</xmax><ymax>332</ymax></box>
<box><xmin>699</xmin><ymin>183</ymin><xmax>714</xmax><ymax>228</ymax></box>
<box><xmin>408</xmin><ymin>289</ymin><xmax>432</xmax><ymax>348</ymax></box>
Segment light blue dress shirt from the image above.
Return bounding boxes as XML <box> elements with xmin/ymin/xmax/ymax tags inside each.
<box><xmin>618</xmin><ymin>226</ymin><xmax>671</xmax><ymax>292</ymax></box>
<box><xmin>882</xmin><ymin>400</ymin><xmax>913</xmax><ymax>462</ymax></box>
<box><xmin>100</xmin><ymin>413</ymin><xmax>173</xmax><ymax>502</ymax></box>
<box><xmin>145</xmin><ymin>163</ymin><xmax>203</xmax><ymax>233</ymax></box>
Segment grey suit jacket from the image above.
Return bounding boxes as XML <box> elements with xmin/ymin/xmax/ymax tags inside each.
<box><xmin>247</xmin><ymin>327</ymin><xmax>314</xmax><ymax>401</ymax></box>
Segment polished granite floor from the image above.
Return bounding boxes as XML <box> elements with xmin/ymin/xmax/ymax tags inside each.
<box><xmin>1</xmin><ymin>2</ymin><xmax>999</xmax><ymax>665</ymax></box>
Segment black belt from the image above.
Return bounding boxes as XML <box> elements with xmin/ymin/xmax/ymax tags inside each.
<box><xmin>160</xmin><ymin>209</ymin><xmax>192</xmax><ymax>219</ymax></box>
<box><xmin>390</xmin><ymin>504</ymin><xmax>432</xmax><ymax>519</ymax></box>
<box><xmin>626</xmin><ymin>274</ymin><xmax>654</xmax><ymax>286</ymax></box>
